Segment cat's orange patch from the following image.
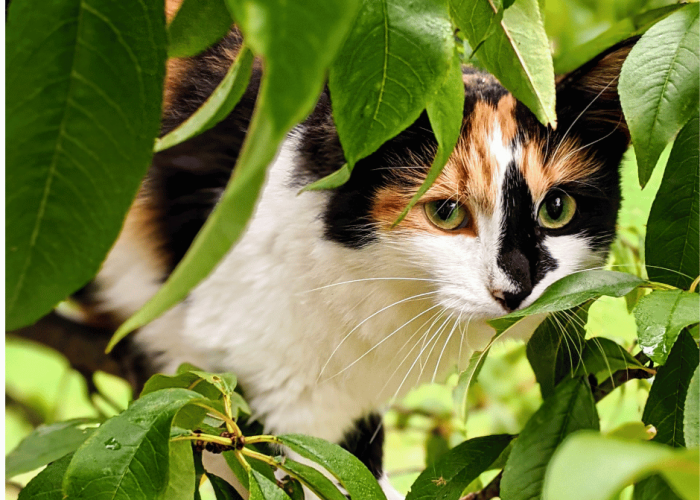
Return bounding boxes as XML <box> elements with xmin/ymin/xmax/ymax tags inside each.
<box><xmin>372</xmin><ymin>95</ymin><xmax>519</xmax><ymax>234</ymax></box>
<box><xmin>521</xmin><ymin>137</ymin><xmax>602</xmax><ymax>202</ymax></box>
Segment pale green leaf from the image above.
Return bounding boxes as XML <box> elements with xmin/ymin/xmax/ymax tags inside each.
<box><xmin>167</xmin><ymin>0</ymin><xmax>233</xmax><ymax>58</ymax></box>
<box><xmin>684</xmin><ymin>366</ymin><xmax>699</xmax><ymax>448</ymax></box>
<box><xmin>543</xmin><ymin>433</ymin><xmax>699</xmax><ymax>500</ymax></box>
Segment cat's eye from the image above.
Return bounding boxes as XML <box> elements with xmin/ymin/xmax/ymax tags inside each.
<box><xmin>424</xmin><ymin>200</ymin><xmax>469</xmax><ymax>231</ymax></box>
<box><xmin>537</xmin><ymin>191</ymin><xmax>577</xmax><ymax>229</ymax></box>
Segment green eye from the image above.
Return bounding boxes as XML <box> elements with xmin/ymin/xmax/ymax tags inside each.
<box><xmin>538</xmin><ymin>191</ymin><xmax>576</xmax><ymax>229</ymax></box>
<box><xmin>424</xmin><ymin>200</ymin><xmax>469</xmax><ymax>230</ymax></box>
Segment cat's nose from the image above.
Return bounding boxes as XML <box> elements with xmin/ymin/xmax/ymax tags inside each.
<box><xmin>491</xmin><ymin>288</ymin><xmax>529</xmax><ymax>312</ymax></box>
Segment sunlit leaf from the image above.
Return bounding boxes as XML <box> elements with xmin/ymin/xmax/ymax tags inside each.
<box><xmin>451</xmin><ymin>0</ymin><xmax>556</xmax><ymax>126</ymax></box>
<box><xmin>619</xmin><ymin>3</ymin><xmax>699</xmax><ymax>186</ymax></box>
<box><xmin>543</xmin><ymin>433</ymin><xmax>699</xmax><ymax>500</ymax></box>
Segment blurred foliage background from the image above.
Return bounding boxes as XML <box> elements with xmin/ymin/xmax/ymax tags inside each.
<box><xmin>5</xmin><ymin>0</ymin><xmax>679</xmax><ymax>497</ymax></box>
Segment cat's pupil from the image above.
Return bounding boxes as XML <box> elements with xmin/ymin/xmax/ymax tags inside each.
<box><xmin>545</xmin><ymin>196</ymin><xmax>563</xmax><ymax>220</ymax></box>
<box><xmin>436</xmin><ymin>200</ymin><xmax>457</xmax><ymax>221</ymax></box>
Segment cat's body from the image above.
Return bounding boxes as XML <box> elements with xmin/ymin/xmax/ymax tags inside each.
<box><xmin>76</xmin><ymin>26</ymin><xmax>633</xmax><ymax>498</ymax></box>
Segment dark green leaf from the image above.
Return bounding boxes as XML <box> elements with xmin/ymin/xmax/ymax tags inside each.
<box><xmin>643</xmin><ymin>330</ymin><xmax>699</xmax><ymax>448</ymax></box>
<box><xmin>277</xmin><ymin>434</ymin><xmax>387</xmax><ymax>500</ymax></box>
<box><xmin>635</xmin><ymin>475</ymin><xmax>683</xmax><ymax>500</ymax></box>
<box><xmin>619</xmin><ymin>3</ymin><xmax>699</xmax><ymax>186</ymax></box>
<box><xmin>501</xmin><ymin>377</ymin><xmax>599</xmax><ymax>500</ymax></box>
<box><xmin>394</xmin><ymin>50</ymin><xmax>465</xmax><ymax>224</ymax></box>
<box><xmin>6</xmin><ymin>0</ymin><xmax>166</xmax><ymax>330</ymax></box>
<box><xmin>6</xmin><ymin>418</ymin><xmax>97</xmax><ymax>478</ymax></box>
<box><xmin>62</xmin><ymin>388</ymin><xmax>202</xmax><ymax>499</ymax></box>
<box><xmin>275</xmin><ymin>457</ymin><xmax>347</xmax><ymax>500</ymax></box>
<box><xmin>636</xmin><ymin>290</ymin><xmax>700</xmax><ymax>365</ymax></box>
<box><xmin>164</xmin><ymin>441</ymin><xmax>196</xmax><ymax>500</ymax></box>
<box><xmin>526</xmin><ymin>304</ymin><xmax>590</xmax><ymax>398</ymax></box>
<box><xmin>684</xmin><ymin>366</ymin><xmax>699</xmax><ymax>448</ymax></box>
<box><xmin>451</xmin><ymin>0</ymin><xmax>556</xmax><ymax>126</ymax></box>
<box><xmin>109</xmin><ymin>0</ymin><xmax>359</xmax><ymax>347</ymax></box>
<box><xmin>249</xmin><ymin>469</ymin><xmax>292</xmax><ymax>500</ymax></box>
<box><xmin>279</xmin><ymin>476</ymin><xmax>305</xmax><ymax>500</ymax></box>
<box><xmin>18</xmin><ymin>453</ymin><xmax>73</xmax><ymax>500</ymax></box>
<box><xmin>425</xmin><ymin>431</ymin><xmax>450</xmax><ymax>467</ymax></box>
<box><xmin>574</xmin><ymin>337</ymin><xmax>648</xmax><ymax>381</ymax></box>
<box><xmin>405</xmin><ymin>434</ymin><xmax>513</xmax><ymax>500</ymax></box>
<box><xmin>155</xmin><ymin>46</ymin><xmax>254</xmax><ymax>152</ymax></box>
<box><xmin>207</xmin><ymin>472</ymin><xmax>245</xmax><ymax>500</ymax></box>
<box><xmin>320</xmin><ymin>0</ymin><xmax>453</xmax><ymax>187</ymax></box>
<box><xmin>167</xmin><ymin>0</ymin><xmax>233</xmax><ymax>58</ymax></box>
<box><xmin>543</xmin><ymin>433</ymin><xmax>699</xmax><ymax>500</ymax></box>
<box><xmin>141</xmin><ymin>371</ymin><xmax>222</xmax><ymax>400</ymax></box>
<box><xmin>645</xmin><ymin>115</ymin><xmax>699</xmax><ymax>288</ymax></box>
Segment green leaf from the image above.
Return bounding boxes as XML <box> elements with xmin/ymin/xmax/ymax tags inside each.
<box><xmin>277</xmin><ymin>434</ymin><xmax>387</xmax><ymax>500</ymax></box>
<box><xmin>619</xmin><ymin>3</ymin><xmax>699</xmax><ymax>186</ymax></box>
<box><xmin>62</xmin><ymin>388</ymin><xmax>202</xmax><ymax>499</ymax></box>
<box><xmin>207</xmin><ymin>472</ymin><xmax>245</xmax><ymax>500</ymax></box>
<box><xmin>635</xmin><ymin>475</ymin><xmax>683</xmax><ymax>500</ymax></box>
<box><xmin>608</xmin><ymin>422</ymin><xmax>656</xmax><ymax>442</ymax></box>
<box><xmin>155</xmin><ymin>46</ymin><xmax>254</xmax><ymax>152</ymax></box>
<box><xmin>526</xmin><ymin>304</ymin><xmax>590</xmax><ymax>398</ymax></box>
<box><xmin>451</xmin><ymin>0</ymin><xmax>556</xmax><ymax>126</ymax></box>
<box><xmin>249</xmin><ymin>469</ymin><xmax>292</xmax><ymax>500</ymax></box>
<box><xmin>18</xmin><ymin>453</ymin><xmax>73</xmax><ymax>500</ymax></box>
<box><xmin>321</xmin><ymin>0</ymin><xmax>454</xmax><ymax>188</ymax></box>
<box><xmin>643</xmin><ymin>330</ymin><xmax>699</xmax><ymax>448</ymax></box>
<box><xmin>6</xmin><ymin>418</ymin><xmax>97</xmax><ymax>478</ymax></box>
<box><xmin>393</xmin><ymin>50</ymin><xmax>465</xmax><ymax>225</ymax></box>
<box><xmin>279</xmin><ymin>477</ymin><xmax>305</xmax><ymax>500</ymax></box>
<box><xmin>489</xmin><ymin>270</ymin><xmax>645</xmax><ymax>330</ymax></box>
<box><xmin>543</xmin><ymin>432</ymin><xmax>699</xmax><ymax>500</ymax></box>
<box><xmin>164</xmin><ymin>441</ymin><xmax>196</xmax><ymax>500</ymax></box>
<box><xmin>275</xmin><ymin>457</ymin><xmax>347</xmax><ymax>500</ymax></box>
<box><xmin>574</xmin><ymin>337</ymin><xmax>648</xmax><ymax>382</ymax></box>
<box><xmin>6</xmin><ymin>0</ymin><xmax>166</xmax><ymax>330</ymax></box>
<box><xmin>453</xmin><ymin>349</ymin><xmax>490</xmax><ymax>421</ymax></box>
<box><xmin>501</xmin><ymin>377</ymin><xmax>599</xmax><ymax>500</ymax></box>
<box><xmin>405</xmin><ymin>434</ymin><xmax>513</xmax><ymax>500</ymax></box>
<box><xmin>635</xmin><ymin>290</ymin><xmax>700</xmax><ymax>365</ymax></box>
<box><xmin>554</xmin><ymin>4</ymin><xmax>687</xmax><ymax>74</ymax></box>
<box><xmin>142</xmin><ymin>372</ymin><xmax>222</xmax><ymax>400</ymax></box>
<box><xmin>645</xmin><ymin>115</ymin><xmax>699</xmax><ymax>289</ymax></box>
<box><xmin>109</xmin><ymin>0</ymin><xmax>359</xmax><ymax>349</ymax></box>
<box><xmin>167</xmin><ymin>0</ymin><xmax>233</xmax><ymax>58</ymax></box>
<box><xmin>684</xmin><ymin>366</ymin><xmax>699</xmax><ymax>449</ymax></box>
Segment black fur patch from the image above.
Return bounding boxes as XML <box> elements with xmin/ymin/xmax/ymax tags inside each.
<box><xmin>338</xmin><ymin>413</ymin><xmax>384</xmax><ymax>479</ymax></box>
<box><xmin>497</xmin><ymin>161</ymin><xmax>557</xmax><ymax>310</ymax></box>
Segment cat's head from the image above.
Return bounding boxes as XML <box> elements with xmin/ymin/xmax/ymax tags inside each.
<box><xmin>299</xmin><ymin>41</ymin><xmax>633</xmax><ymax>320</ymax></box>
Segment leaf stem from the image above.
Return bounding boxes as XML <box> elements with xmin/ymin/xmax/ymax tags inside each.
<box><xmin>172</xmin><ymin>433</ymin><xmax>233</xmax><ymax>446</ymax></box>
<box><xmin>234</xmin><ymin>450</ymin><xmax>251</xmax><ymax>472</ymax></box>
<box><xmin>244</xmin><ymin>435</ymin><xmax>281</xmax><ymax>445</ymax></box>
<box><xmin>191</xmin><ymin>402</ymin><xmax>239</xmax><ymax>432</ymax></box>
<box><xmin>689</xmin><ymin>276</ymin><xmax>699</xmax><ymax>293</ymax></box>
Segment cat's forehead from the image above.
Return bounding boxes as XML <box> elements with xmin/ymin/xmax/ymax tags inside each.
<box><xmin>372</xmin><ymin>73</ymin><xmax>601</xmax><ymax>230</ymax></box>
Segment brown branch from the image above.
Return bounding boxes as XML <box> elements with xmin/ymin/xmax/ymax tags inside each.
<box><xmin>592</xmin><ymin>351</ymin><xmax>654</xmax><ymax>402</ymax></box>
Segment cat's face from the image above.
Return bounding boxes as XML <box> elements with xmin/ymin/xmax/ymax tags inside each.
<box><xmin>299</xmin><ymin>44</ymin><xmax>631</xmax><ymax>322</ymax></box>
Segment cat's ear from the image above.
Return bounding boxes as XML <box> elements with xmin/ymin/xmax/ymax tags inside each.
<box><xmin>554</xmin><ymin>39</ymin><xmax>636</xmax><ymax>157</ymax></box>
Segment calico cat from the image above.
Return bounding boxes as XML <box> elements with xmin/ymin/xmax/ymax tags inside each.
<box><xmin>75</xmin><ymin>23</ymin><xmax>634</xmax><ymax>498</ymax></box>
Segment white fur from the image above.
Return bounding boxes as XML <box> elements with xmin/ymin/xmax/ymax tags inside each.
<box><xmin>94</xmin><ymin>118</ymin><xmax>605</xmax><ymax>498</ymax></box>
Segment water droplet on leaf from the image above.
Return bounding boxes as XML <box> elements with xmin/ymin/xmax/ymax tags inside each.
<box><xmin>104</xmin><ymin>438</ymin><xmax>121</xmax><ymax>450</ymax></box>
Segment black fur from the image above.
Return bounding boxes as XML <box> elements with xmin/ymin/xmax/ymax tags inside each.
<box><xmin>338</xmin><ymin>413</ymin><xmax>384</xmax><ymax>479</ymax></box>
